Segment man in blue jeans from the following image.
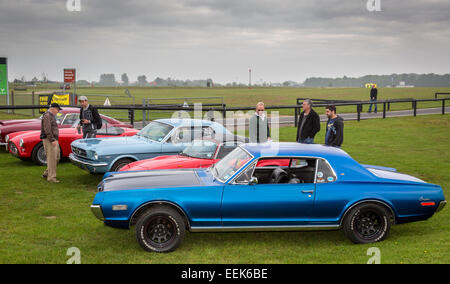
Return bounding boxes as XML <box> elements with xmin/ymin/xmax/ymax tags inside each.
<box><xmin>368</xmin><ymin>85</ymin><xmax>378</xmax><ymax>113</ymax></box>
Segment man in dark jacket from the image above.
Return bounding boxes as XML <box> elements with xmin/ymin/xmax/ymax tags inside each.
<box><xmin>368</xmin><ymin>85</ymin><xmax>378</xmax><ymax>113</ymax></box>
<box><xmin>296</xmin><ymin>99</ymin><xmax>321</xmax><ymax>144</ymax></box>
<box><xmin>324</xmin><ymin>105</ymin><xmax>344</xmax><ymax>147</ymax></box>
<box><xmin>40</xmin><ymin>103</ymin><xmax>62</xmax><ymax>183</ymax></box>
<box><xmin>77</xmin><ymin>96</ymin><xmax>102</xmax><ymax>138</ymax></box>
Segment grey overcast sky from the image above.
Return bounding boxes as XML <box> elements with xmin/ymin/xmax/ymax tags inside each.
<box><xmin>1</xmin><ymin>0</ymin><xmax>450</xmax><ymax>84</ymax></box>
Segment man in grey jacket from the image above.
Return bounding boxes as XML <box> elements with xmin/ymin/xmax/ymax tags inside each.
<box><xmin>249</xmin><ymin>102</ymin><xmax>271</xmax><ymax>143</ymax></box>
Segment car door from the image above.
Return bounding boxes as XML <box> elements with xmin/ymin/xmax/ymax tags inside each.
<box><xmin>221</xmin><ymin>160</ymin><xmax>316</xmax><ymax>227</ymax></box>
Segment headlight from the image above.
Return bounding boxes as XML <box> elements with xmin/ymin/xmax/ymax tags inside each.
<box><xmin>19</xmin><ymin>139</ymin><xmax>24</xmax><ymax>147</ymax></box>
<box><xmin>93</xmin><ymin>152</ymin><xmax>98</xmax><ymax>160</ymax></box>
<box><xmin>5</xmin><ymin>135</ymin><xmax>9</xmax><ymax>143</ymax></box>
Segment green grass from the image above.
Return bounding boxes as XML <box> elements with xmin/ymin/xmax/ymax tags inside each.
<box><xmin>3</xmin><ymin>86</ymin><xmax>450</xmax><ymax>120</ymax></box>
<box><xmin>0</xmin><ymin>114</ymin><xmax>449</xmax><ymax>263</ymax></box>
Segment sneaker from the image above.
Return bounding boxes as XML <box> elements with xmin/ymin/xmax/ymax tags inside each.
<box><xmin>48</xmin><ymin>179</ymin><xmax>60</xmax><ymax>184</ymax></box>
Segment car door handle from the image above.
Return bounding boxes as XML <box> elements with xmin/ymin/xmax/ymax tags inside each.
<box><xmin>301</xmin><ymin>190</ymin><xmax>314</xmax><ymax>194</ymax></box>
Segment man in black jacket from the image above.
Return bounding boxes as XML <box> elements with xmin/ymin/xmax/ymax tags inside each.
<box><xmin>368</xmin><ymin>85</ymin><xmax>378</xmax><ymax>113</ymax></box>
<box><xmin>77</xmin><ymin>96</ymin><xmax>102</xmax><ymax>138</ymax></box>
<box><xmin>296</xmin><ymin>99</ymin><xmax>321</xmax><ymax>144</ymax></box>
<box><xmin>324</xmin><ymin>105</ymin><xmax>344</xmax><ymax>147</ymax></box>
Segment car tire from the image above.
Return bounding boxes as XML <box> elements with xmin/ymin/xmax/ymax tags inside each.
<box><xmin>342</xmin><ymin>202</ymin><xmax>392</xmax><ymax>244</ymax></box>
<box><xmin>110</xmin><ymin>158</ymin><xmax>134</xmax><ymax>172</ymax></box>
<box><xmin>31</xmin><ymin>142</ymin><xmax>47</xmax><ymax>166</ymax></box>
<box><xmin>135</xmin><ymin>206</ymin><xmax>185</xmax><ymax>253</ymax></box>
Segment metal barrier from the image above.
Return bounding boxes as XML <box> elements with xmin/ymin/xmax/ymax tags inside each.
<box><xmin>0</xmin><ymin>97</ymin><xmax>449</xmax><ymax>129</ymax></box>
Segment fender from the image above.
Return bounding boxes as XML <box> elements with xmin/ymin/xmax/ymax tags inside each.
<box><xmin>339</xmin><ymin>198</ymin><xmax>397</xmax><ymax>227</ymax></box>
<box><xmin>129</xmin><ymin>200</ymin><xmax>191</xmax><ymax>229</ymax></box>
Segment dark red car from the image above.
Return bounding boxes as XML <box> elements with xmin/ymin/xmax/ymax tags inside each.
<box><xmin>1</xmin><ymin>107</ymin><xmax>132</xmax><ymax>147</ymax></box>
<box><xmin>120</xmin><ymin>137</ymin><xmax>289</xmax><ymax>172</ymax></box>
<box><xmin>8</xmin><ymin>125</ymin><xmax>139</xmax><ymax>165</ymax></box>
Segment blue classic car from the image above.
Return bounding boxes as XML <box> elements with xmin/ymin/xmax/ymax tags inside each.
<box><xmin>90</xmin><ymin>143</ymin><xmax>446</xmax><ymax>252</ymax></box>
<box><xmin>69</xmin><ymin>118</ymin><xmax>232</xmax><ymax>173</ymax></box>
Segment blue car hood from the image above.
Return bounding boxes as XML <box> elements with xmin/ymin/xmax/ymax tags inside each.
<box><xmin>72</xmin><ymin>135</ymin><xmax>158</xmax><ymax>154</ymax></box>
<box><xmin>100</xmin><ymin>169</ymin><xmax>202</xmax><ymax>191</ymax></box>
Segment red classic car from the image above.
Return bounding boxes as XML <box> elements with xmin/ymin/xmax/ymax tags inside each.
<box><xmin>8</xmin><ymin>125</ymin><xmax>139</xmax><ymax>165</ymax></box>
<box><xmin>119</xmin><ymin>138</ymin><xmax>290</xmax><ymax>172</ymax></box>
<box><xmin>0</xmin><ymin>107</ymin><xmax>132</xmax><ymax>147</ymax></box>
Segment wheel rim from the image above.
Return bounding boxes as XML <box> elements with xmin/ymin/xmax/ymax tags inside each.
<box><xmin>114</xmin><ymin>162</ymin><xmax>128</xmax><ymax>171</ymax></box>
<box><xmin>354</xmin><ymin>210</ymin><xmax>383</xmax><ymax>239</ymax></box>
<box><xmin>144</xmin><ymin>216</ymin><xmax>176</xmax><ymax>248</ymax></box>
<box><xmin>37</xmin><ymin>146</ymin><xmax>47</xmax><ymax>165</ymax></box>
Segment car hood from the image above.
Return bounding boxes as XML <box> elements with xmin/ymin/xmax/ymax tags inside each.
<box><xmin>121</xmin><ymin>155</ymin><xmax>213</xmax><ymax>171</ymax></box>
<box><xmin>71</xmin><ymin>135</ymin><xmax>157</xmax><ymax>153</ymax></box>
<box><xmin>0</xmin><ymin>119</ymin><xmax>39</xmax><ymax>126</ymax></box>
<box><xmin>100</xmin><ymin>169</ymin><xmax>202</xmax><ymax>191</ymax></box>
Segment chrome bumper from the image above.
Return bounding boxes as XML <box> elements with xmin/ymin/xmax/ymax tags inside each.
<box><xmin>436</xmin><ymin>200</ymin><xmax>447</xmax><ymax>213</ymax></box>
<box><xmin>90</xmin><ymin>205</ymin><xmax>105</xmax><ymax>221</ymax></box>
<box><xmin>69</xmin><ymin>153</ymin><xmax>108</xmax><ymax>167</ymax></box>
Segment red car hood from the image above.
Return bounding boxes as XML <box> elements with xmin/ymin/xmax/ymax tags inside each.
<box><xmin>0</xmin><ymin>119</ymin><xmax>40</xmax><ymax>126</ymax></box>
<box><xmin>120</xmin><ymin>155</ymin><xmax>216</xmax><ymax>171</ymax></box>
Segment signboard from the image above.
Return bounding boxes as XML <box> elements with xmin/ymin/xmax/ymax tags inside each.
<box><xmin>39</xmin><ymin>92</ymin><xmax>71</xmax><ymax>113</ymax></box>
<box><xmin>365</xmin><ymin>83</ymin><xmax>377</xmax><ymax>88</ymax></box>
<box><xmin>64</xmin><ymin>69</ymin><xmax>76</xmax><ymax>83</ymax></box>
<box><xmin>0</xmin><ymin>58</ymin><xmax>7</xmax><ymax>96</ymax></box>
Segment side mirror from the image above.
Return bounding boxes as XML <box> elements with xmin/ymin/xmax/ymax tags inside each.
<box><xmin>248</xmin><ymin>177</ymin><xmax>258</xmax><ymax>185</ymax></box>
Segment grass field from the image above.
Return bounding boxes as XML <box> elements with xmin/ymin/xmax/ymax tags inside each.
<box><xmin>0</xmin><ymin>114</ymin><xmax>448</xmax><ymax>264</ymax></box>
<box><xmin>3</xmin><ymin>86</ymin><xmax>450</xmax><ymax>121</ymax></box>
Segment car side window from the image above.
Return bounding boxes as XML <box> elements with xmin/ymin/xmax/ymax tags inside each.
<box><xmin>315</xmin><ymin>159</ymin><xmax>337</xmax><ymax>183</ymax></box>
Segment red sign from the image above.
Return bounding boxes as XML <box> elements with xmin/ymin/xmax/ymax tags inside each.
<box><xmin>64</xmin><ymin>69</ymin><xmax>76</xmax><ymax>83</ymax></box>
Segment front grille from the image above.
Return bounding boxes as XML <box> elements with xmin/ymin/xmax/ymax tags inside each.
<box><xmin>71</xmin><ymin>146</ymin><xmax>87</xmax><ymax>158</ymax></box>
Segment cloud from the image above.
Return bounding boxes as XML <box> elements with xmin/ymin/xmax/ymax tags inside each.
<box><xmin>1</xmin><ymin>0</ymin><xmax>449</xmax><ymax>82</ymax></box>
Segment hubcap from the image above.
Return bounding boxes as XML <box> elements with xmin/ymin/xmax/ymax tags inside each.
<box><xmin>38</xmin><ymin>146</ymin><xmax>47</xmax><ymax>165</ymax></box>
<box><xmin>145</xmin><ymin>216</ymin><xmax>175</xmax><ymax>246</ymax></box>
<box><xmin>355</xmin><ymin>211</ymin><xmax>382</xmax><ymax>239</ymax></box>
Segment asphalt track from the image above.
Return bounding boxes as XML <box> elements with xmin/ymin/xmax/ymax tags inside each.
<box><xmin>134</xmin><ymin>106</ymin><xmax>450</xmax><ymax>129</ymax></box>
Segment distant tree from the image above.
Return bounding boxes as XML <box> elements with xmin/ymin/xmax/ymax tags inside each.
<box><xmin>99</xmin><ymin>74</ymin><xmax>117</xmax><ymax>86</ymax></box>
<box><xmin>121</xmin><ymin>73</ymin><xmax>129</xmax><ymax>86</ymax></box>
<box><xmin>137</xmin><ymin>75</ymin><xmax>148</xmax><ymax>86</ymax></box>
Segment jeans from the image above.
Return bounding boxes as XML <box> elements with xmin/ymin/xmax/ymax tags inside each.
<box><xmin>368</xmin><ymin>99</ymin><xmax>377</xmax><ymax>113</ymax></box>
<box><xmin>83</xmin><ymin>130</ymin><xmax>97</xmax><ymax>139</ymax></box>
<box><xmin>298</xmin><ymin>137</ymin><xmax>314</xmax><ymax>144</ymax></box>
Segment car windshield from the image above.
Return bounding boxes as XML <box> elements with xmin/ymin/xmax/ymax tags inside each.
<box><xmin>213</xmin><ymin>146</ymin><xmax>252</xmax><ymax>182</ymax></box>
<box><xmin>137</xmin><ymin>121</ymin><xmax>174</xmax><ymax>142</ymax></box>
<box><xmin>39</xmin><ymin>112</ymin><xmax>65</xmax><ymax>124</ymax></box>
<box><xmin>182</xmin><ymin>140</ymin><xmax>218</xmax><ymax>159</ymax></box>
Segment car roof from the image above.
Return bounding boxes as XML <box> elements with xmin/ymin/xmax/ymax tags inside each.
<box><xmin>242</xmin><ymin>142</ymin><xmax>351</xmax><ymax>159</ymax></box>
<box><xmin>155</xmin><ymin>118</ymin><xmax>219</xmax><ymax>127</ymax></box>
<box><xmin>241</xmin><ymin>142</ymin><xmax>376</xmax><ymax>181</ymax></box>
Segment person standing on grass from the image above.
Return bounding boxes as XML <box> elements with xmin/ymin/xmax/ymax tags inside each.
<box><xmin>77</xmin><ymin>96</ymin><xmax>102</xmax><ymax>138</ymax></box>
<box><xmin>296</xmin><ymin>99</ymin><xmax>320</xmax><ymax>144</ymax></box>
<box><xmin>324</xmin><ymin>105</ymin><xmax>344</xmax><ymax>147</ymax></box>
<box><xmin>40</xmin><ymin>103</ymin><xmax>61</xmax><ymax>183</ymax></box>
<box><xmin>249</xmin><ymin>102</ymin><xmax>271</xmax><ymax>143</ymax></box>
<box><xmin>368</xmin><ymin>85</ymin><xmax>378</xmax><ymax>113</ymax></box>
